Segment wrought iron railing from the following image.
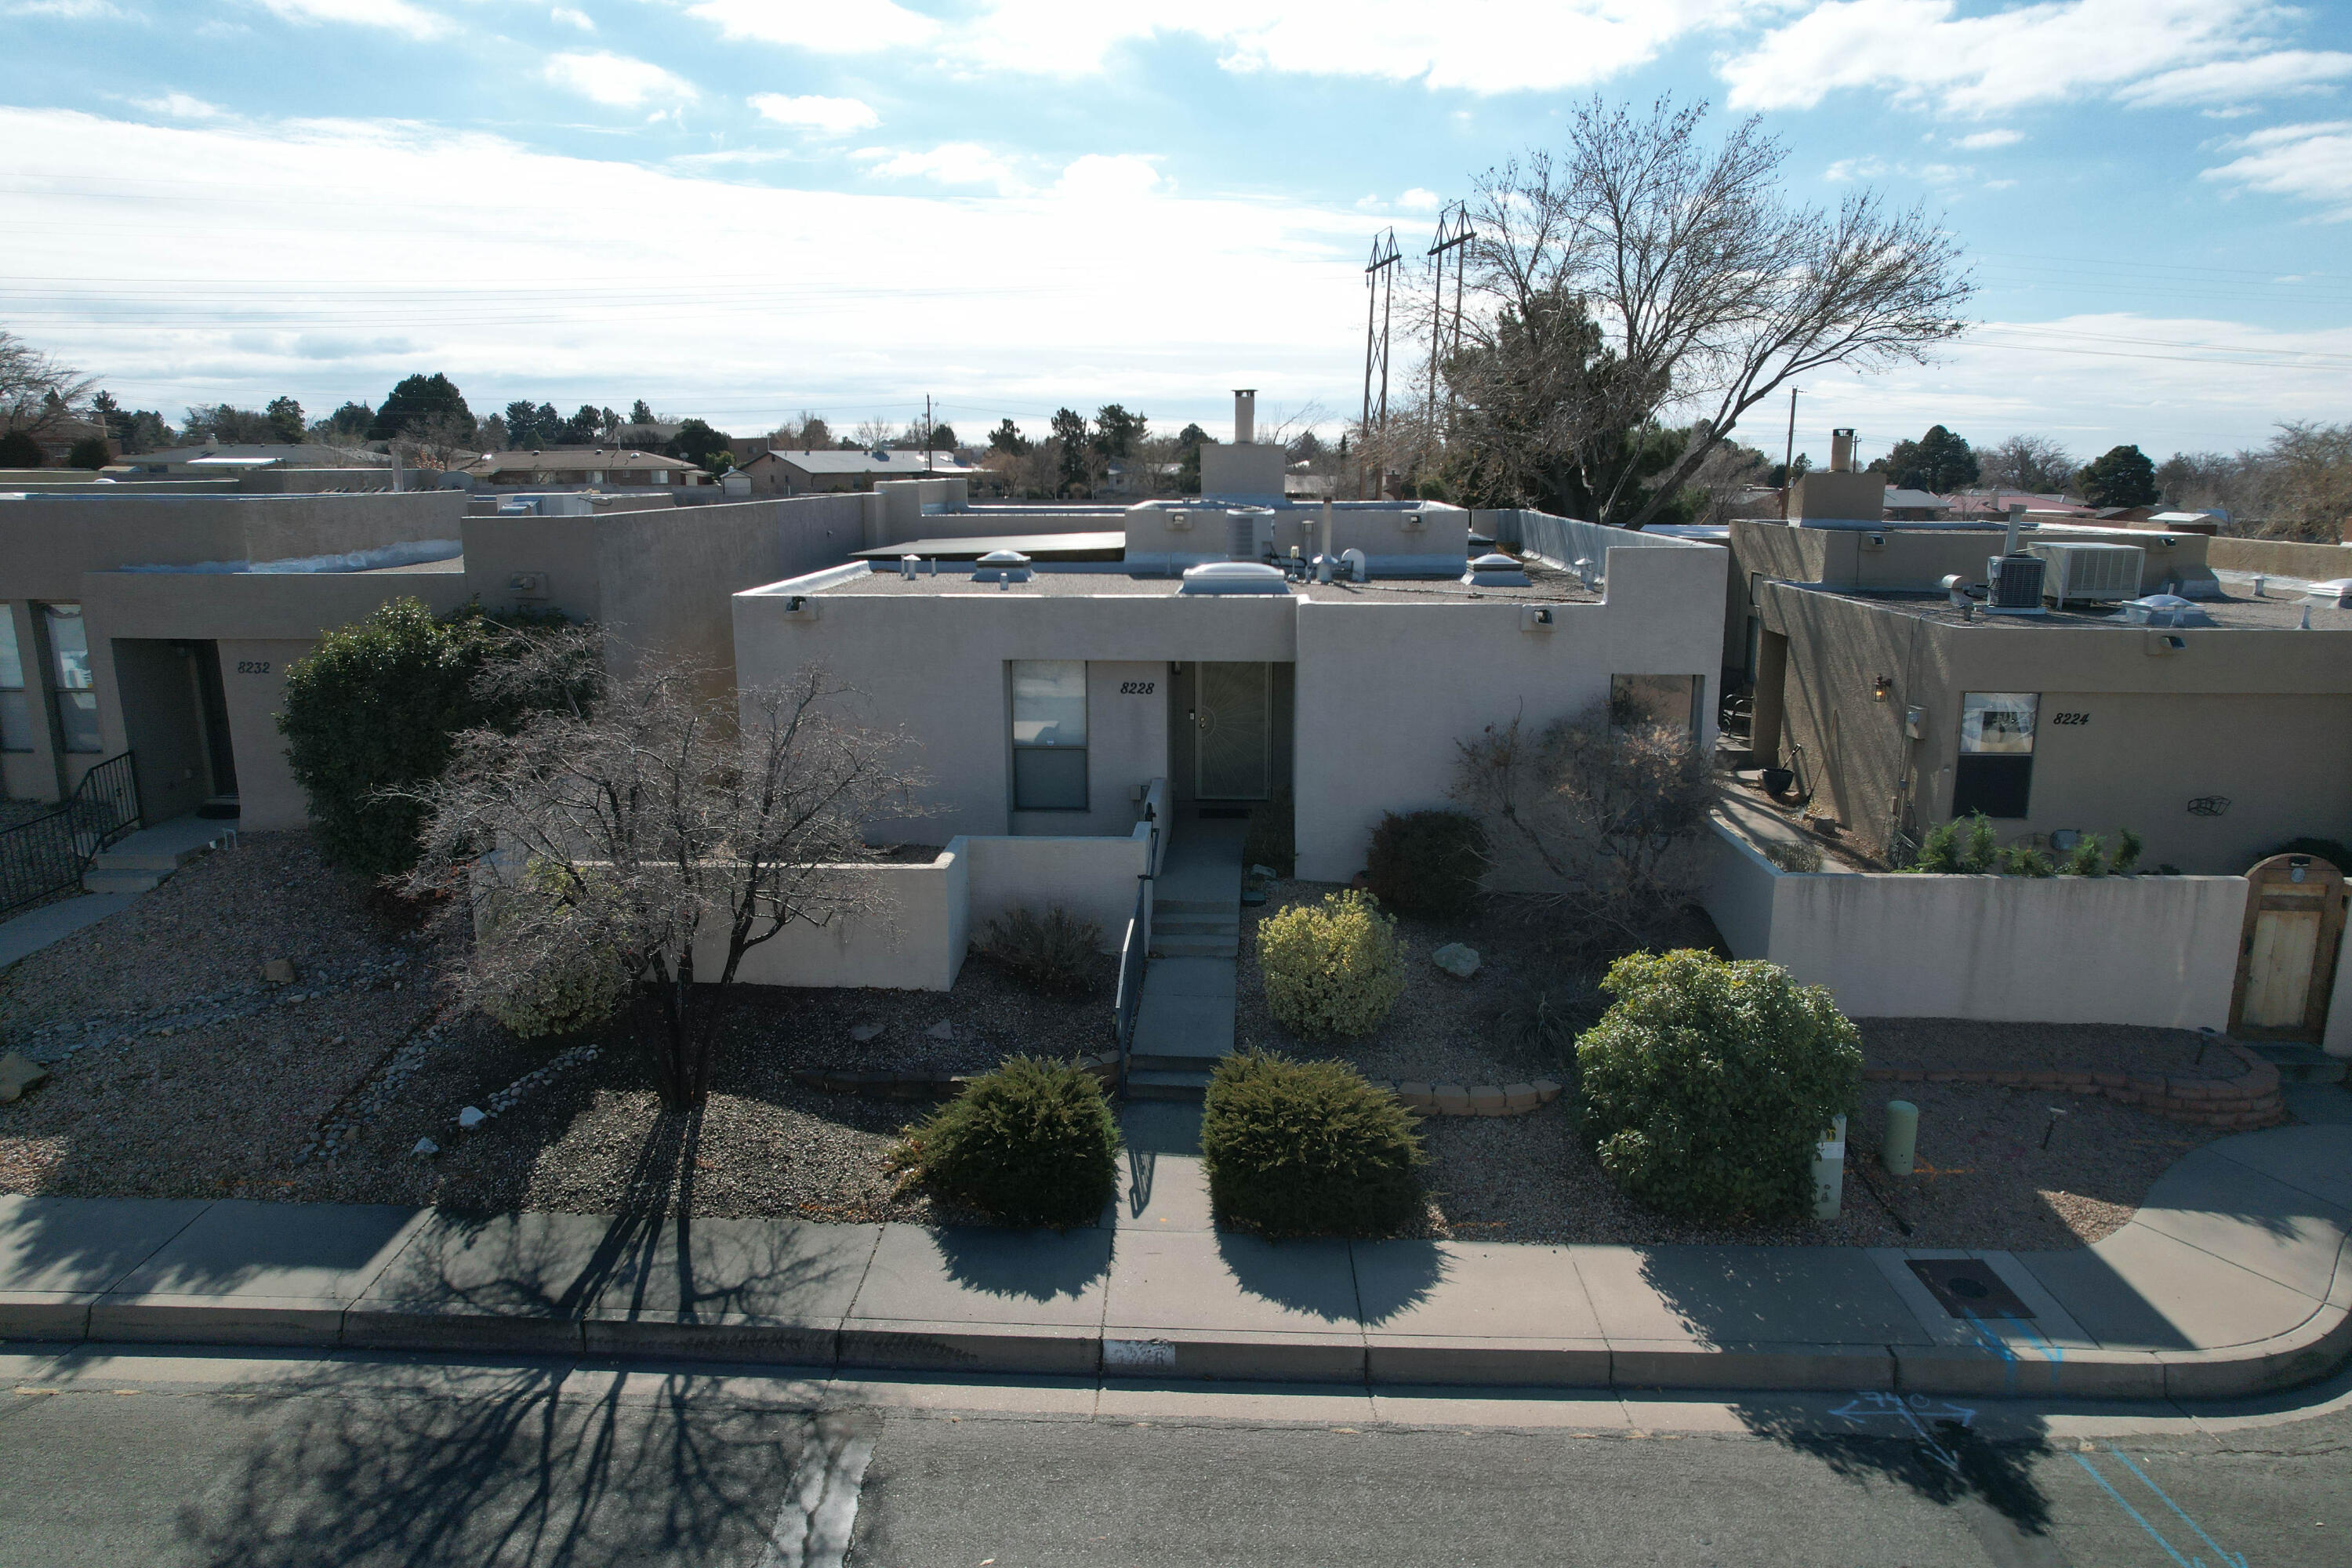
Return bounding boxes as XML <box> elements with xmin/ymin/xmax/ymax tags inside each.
<box><xmin>0</xmin><ymin>751</ymin><xmax>141</xmax><ymax>916</ymax></box>
<box><xmin>1112</xmin><ymin>870</ymin><xmax>1149</xmax><ymax>1099</ymax></box>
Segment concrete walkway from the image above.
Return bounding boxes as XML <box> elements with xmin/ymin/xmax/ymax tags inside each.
<box><xmin>1127</xmin><ymin>818</ymin><xmax>1247</xmax><ymax>1100</ymax></box>
<box><xmin>2</xmin><ymin>1126</ymin><xmax>2343</xmax><ymax>1399</ymax></box>
<box><xmin>0</xmin><ymin>893</ymin><xmax>139</xmax><ymax>970</ymax></box>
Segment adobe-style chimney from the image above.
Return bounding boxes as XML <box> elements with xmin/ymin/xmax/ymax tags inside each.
<box><xmin>1831</xmin><ymin>427</ymin><xmax>1856</xmax><ymax>474</ymax></box>
<box><xmin>1233</xmin><ymin>389</ymin><xmax>1256</xmax><ymax>445</ymax></box>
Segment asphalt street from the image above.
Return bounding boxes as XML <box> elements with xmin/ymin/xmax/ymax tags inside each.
<box><xmin>0</xmin><ymin>1348</ymin><xmax>2345</xmax><ymax>1567</ymax></box>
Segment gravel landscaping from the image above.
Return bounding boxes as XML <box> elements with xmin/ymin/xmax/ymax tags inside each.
<box><xmin>0</xmin><ymin>829</ymin><xmax>1112</xmax><ymax>1225</ymax></box>
<box><xmin>1240</xmin><ymin>878</ymin><xmax>2232</xmax><ymax>1251</ymax></box>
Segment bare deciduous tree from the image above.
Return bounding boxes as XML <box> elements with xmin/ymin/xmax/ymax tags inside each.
<box><xmin>1976</xmin><ymin>434</ymin><xmax>2078</xmax><ymax>495</ymax></box>
<box><xmin>1453</xmin><ymin>702</ymin><xmax>1713</xmax><ymax>949</ymax></box>
<box><xmin>1439</xmin><ymin>97</ymin><xmax>1973</xmax><ymax>528</ymax></box>
<box><xmin>411</xmin><ymin>635</ymin><xmax>920</xmax><ymax>1107</ymax></box>
<box><xmin>1</xmin><ymin>328</ymin><xmax>96</xmax><ymax>444</ymax></box>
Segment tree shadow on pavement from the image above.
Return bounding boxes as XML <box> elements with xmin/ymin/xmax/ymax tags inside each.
<box><xmin>1722</xmin><ymin>1396</ymin><xmax>2056</xmax><ymax>1542</ymax></box>
<box><xmin>173</xmin><ymin>1361</ymin><xmax>877</xmax><ymax>1568</ymax></box>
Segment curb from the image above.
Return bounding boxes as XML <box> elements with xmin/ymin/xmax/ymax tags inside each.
<box><xmin>7</xmin><ymin>1289</ymin><xmax>2344</xmax><ymax>1400</ymax></box>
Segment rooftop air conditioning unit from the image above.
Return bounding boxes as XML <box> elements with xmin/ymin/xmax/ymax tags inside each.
<box><xmin>1226</xmin><ymin>510</ymin><xmax>1275</xmax><ymax>562</ymax></box>
<box><xmin>2027</xmin><ymin>541</ymin><xmax>2143</xmax><ymax>608</ymax></box>
<box><xmin>1985</xmin><ymin>554</ymin><xmax>2047</xmax><ymax>615</ymax></box>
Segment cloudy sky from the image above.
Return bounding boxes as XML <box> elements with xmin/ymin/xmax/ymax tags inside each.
<box><xmin>3</xmin><ymin>0</ymin><xmax>2350</xmax><ymax>462</ymax></box>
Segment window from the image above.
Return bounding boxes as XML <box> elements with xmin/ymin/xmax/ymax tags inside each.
<box><xmin>0</xmin><ymin>611</ymin><xmax>30</xmax><ymax>753</ymax></box>
<box><xmin>1610</xmin><ymin>673</ymin><xmax>1701</xmax><ymax>733</ymax></box>
<box><xmin>42</xmin><ymin>604</ymin><xmax>100</xmax><ymax>754</ymax></box>
<box><xmin>1011</xmin><ymin>660</ymin><xmax>1087</xmax><ymax>811</ymax></box>
<box><xmin>1953</xmin><ymin>691</ymin><xmax>2036</xmax><ymax>818</ymax></box>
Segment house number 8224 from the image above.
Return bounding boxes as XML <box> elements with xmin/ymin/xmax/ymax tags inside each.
<box><xmin>2051</xmin><ymin>712</ymin><xmax>2089</xmax><ymax>725</ymax></box>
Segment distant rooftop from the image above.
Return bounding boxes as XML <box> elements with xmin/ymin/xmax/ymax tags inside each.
<box><xmin>816</xmin><ymin>558</ymin><xmax>1602</xmax><ymax>604</ymax></box>
<box><xmin>749</xmin><ymin>448</ymin><xmax>978</xmax><ymax>476</ymax></box>
<box><xmin>1789</xmin><ymin>582</ymin><xmax>2351</xmax><ymax>633</ymax></box>
<box><xmin>849</xmin><ymin>532</ymin><xmax>1126</xmax><ymax>562</ymax></box>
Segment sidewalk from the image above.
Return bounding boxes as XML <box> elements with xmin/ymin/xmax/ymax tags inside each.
<box><xmin>2</xmin><ymin>1125</ymin><xmax>2344</xmax><ymax>1400</ymax></box>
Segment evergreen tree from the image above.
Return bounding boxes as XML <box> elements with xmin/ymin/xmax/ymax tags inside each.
<box><xmin>367</xmin><ymin>374</ymin><xmax>474</xmax><ymax>441</ymax></box>
<box><xmin>1878</xmin><ymin>424</ymin><xmax>1978</xmax><ymax>492</ymax></box>
<box><xmin>2078</xmin><ymin>444</ymin><xmax>2159</xmax><ymax>507</ymax></box>
<box><xmin>988</xmin><ymin>418</ymin><xmax>1031</xmax><ymax>455</ymax></box>
<box><xmin>630</xmin><ymin>399</ymin><xmax>655</xmax><ymax>426</ymax></box>
<box><xmin>1051</xmin><ymin>407</ymin><xmax>1089</xmax><ymax>493</ymax></box>
<box><xmin>266</xmin><ymin>396</ymin><xmax>305</xmax><ymax>445</ymax></box>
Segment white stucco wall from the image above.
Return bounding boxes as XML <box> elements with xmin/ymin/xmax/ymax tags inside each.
<box><xmin>1703</xmin><ymin>823</ymin><xmax>2257</xmax><ymax>1029</ymax></box>
<box><xmin>726</xmin><ymin>851</ymin><xmax>970</xmax><ymax>991</ymax></box>
<box><xmin>733</xmin><ymin>578</ymin><xmax>1294</xmax><ymax>843</ymax></box>
<box><xmin>1291</xmin><ymin>539</ymin><xmax>1727</xmax><ymax>882</ymax></box>
<box><xmin>964</xmin><ymin>826</ymin><xmax>1151</xmax><ymax>948</ymax></box>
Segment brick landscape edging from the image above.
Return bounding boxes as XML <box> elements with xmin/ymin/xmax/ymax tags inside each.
<box><xmin>1863</xmin><ymin>1043</ymin><xmax>2285</xmax><ymax>1130</ymax></box>
<box><xmin>1375</xmin><ymin>1078</ymin><xmax>1566</xmax><ymax>1117</ymax></box>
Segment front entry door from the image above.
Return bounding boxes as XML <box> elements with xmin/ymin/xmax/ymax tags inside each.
<box><xmin>1194</xmin><ymin>662</ymin><xmax>1270</xmax><ymax>800</ymax></box>
<box><xmin>2230</xmin><ymin>854</ymin><xmax>2348</xmax><ymax>1041</ymax></box>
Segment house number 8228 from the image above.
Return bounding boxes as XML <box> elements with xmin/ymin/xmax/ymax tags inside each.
<box><xmin>1119</xmin><ymin>681</ymin><xmax>1156</xmax><ymax>695</ymax></box>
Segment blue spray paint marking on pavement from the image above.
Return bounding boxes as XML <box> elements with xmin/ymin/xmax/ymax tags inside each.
<box><xmin>1961</xmin><ymin>1307</ymin><xmax>2021</xmax><ymax>1396</ymax></box>
<box><xmin>2105</xmin><ymin>1446</ymin><xmax>2249</xmax><ymax>1568</ymax></box>
<box><xmin>2072</xmin><ymin>1453</ymin><xmax>2198</xmax><ymax>1567</ymax></box>
<box><xmin>2001</xmin><ymin>1312</ymin><xmax>2064</xmax><ymax>1390</ymax></box>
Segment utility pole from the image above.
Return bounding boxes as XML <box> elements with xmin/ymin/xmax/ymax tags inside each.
<box><xmin>1359</xmin><ymin>228</ymin><xmax>1401</xmax><ymax>499</ymax></box>
<box><xmin>924</xmin><ymin>394</ymin><xmax>934</xmax><ymax>477</ymax></box>
<box><xmin>1425</xmin><ymin>203</ymin><xmax>1474</xmax><ymax>434</ymax></box>
<box><xmin>1779</xmin><ymin>386</ymin><xmax>1799</xmax><ymax>521</ymax></box>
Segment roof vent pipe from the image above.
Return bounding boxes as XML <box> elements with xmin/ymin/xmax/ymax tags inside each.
<box><xmin>2002</xmin><ymin>502</ymin><xmax>2027</xmax><ymax>558</ymax></box>
<box><xmin>1341</xmin><ymin>547</ymin><xmax>1367</xmax><ymax>583</ymax></box>
<box><xmin>1317</xmin><ymin>497</ymin><xmax>1334</xmax><ymax>583</ymax></box>
<box><xmin>1233</xmin><ymin>389</ymin><xmax>1256</xmax><ymax>445</ymax></box>
<box><xmin>1831</xmin><ymin>428</ymin><xmax>1855</xmax><ymax>473</ymax></box>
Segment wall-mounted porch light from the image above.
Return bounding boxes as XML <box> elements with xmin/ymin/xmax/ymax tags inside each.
<box><xmin>1872</xmin><ymin>675</ymin><xmax>1893</xmax><ymax>701</ymax></box>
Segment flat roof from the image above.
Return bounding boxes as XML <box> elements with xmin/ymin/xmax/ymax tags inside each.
<box><xmin>1786</xmin><ymin>582</ymin><xmax>2352</xmax><ymax>633</ymax></box>
<box><xmin>818</xmin><ymin>560</ymin><xmax>1602</xmax><ymax>604</ymax></box>
<box><xmin>848</xmin><ymin>532</ymin><xmax>1127</xmax><ymax>561</ymax></box>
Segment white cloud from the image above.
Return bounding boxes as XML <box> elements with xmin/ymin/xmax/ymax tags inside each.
<box><xmin>254</xmin><ymin>0</ymin><xmax>453</xmax><ymax>40</ymax></box>
<box><xmin>854</xmin><ymin>142</ymin><xmax>1021</xmax><ymax>190</ymax></box>
<box><xmin>1720</xmin><ymin>0</ymin><xmax>2330</xmax><ymax>117</ymax></box>
<box><xmin>685</xmin><ymin>0</ymin><xmax>939</xmax><ymax>53</ymax></box>
<box><xmin>2118</xmin><ymin>49</ymin><xmax>2352</xmax><ymax>107</ymax></box>
<box><xmin>0</xmin><ymin>105</ymin><xmax>1380</xmax><ymax>439</ymax></box>
<box><xmin>1955</xmin><ymin>129</ymin><xmax>2023</xmax><ymax>149</ymax></box>
<box><xmin>550</xmin><ymin>5</ymin><xmax>593</xmax><ymax>28</ymax></box>
<box><xmin>134</xmin><ymin>92</ymin><xmax>228</xmax><ymax>119</ymax></box>
<box><xmin>3</xmin><ymin>0</ymin><xmax>126</xmax><ymax>16</ymax></box>
<box><xmin>2201</xmin><ymin>120</ymin><xmax>2352</xmax><ymax>219</ymax></box>
<box><xmin>749</xmin><ymin>93</ymin><xmax>880</xmax><ymax>134</ymax></box>
<box><xmin>544</xmin><ymin>50</ymin><xmax>699</xmax><ymax>107</ymax></box>
<box><xmin>686</xmin><ymin>0</ymin><xmax>1759</xmax><ymax>93</ymax></box>
<box><xmin>1054</xmin><ymin>153</ymin><xmax>1160</xmax><ymax>202</ymax></box>
<box><xmin>1395</xmin><ymin>187</ymin><xmax>1441</xmax><ymax>212</ymax></box>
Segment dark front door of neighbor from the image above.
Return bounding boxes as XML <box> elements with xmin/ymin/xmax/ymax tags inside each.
<box><xmin>1194</xmin><ymin>661</ymin><xmax>1271</xmax><ymax>800</ymax></box>
<box><xmin>191</xmin><ymin>641</ymin><xmax>238</xmax><ymax>802</ymax></box>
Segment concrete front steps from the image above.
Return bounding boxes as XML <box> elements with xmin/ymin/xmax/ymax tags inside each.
<box><xmin>1148</xmin><ymin>896</ymin><xmax>1238</xmax><ymax>960</ymax></box>
<box><xmin>1123</xmin><ymin>956</ymin><xmax>1236</xmax><ymax>1102</ymax></box>
<box><xmin>81</xmin><ymin>816</ymin><xmax>235</xmax><ymax>895</ymax></box>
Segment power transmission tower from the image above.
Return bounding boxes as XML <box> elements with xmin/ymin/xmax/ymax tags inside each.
<box><xmin>1360</xmin><ymin>228</ymin><xmax>1402</xmax><ymax>437</ymax></box>
<box><xmin>1425</xmin><ymin>202</ymin><xmax>1474</xmax><ymax>430</ymax></box>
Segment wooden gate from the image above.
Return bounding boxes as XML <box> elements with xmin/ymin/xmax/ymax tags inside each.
<box><xmin>2230</xmin><ymin>854</ymin><xmax>2348</xmax><ymax>1042</ymax></box>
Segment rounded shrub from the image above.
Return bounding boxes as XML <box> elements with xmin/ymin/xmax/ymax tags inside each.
<box><xmin>892</xmin><ymin>1056</ymin><xmax>1120</xmax><ymax>1229</ymax></box>
<box><xmin>1258</xmin><ymin>888</ymin><xmax>1406</xmax><ymax>1039</ymax></box>
<box><xmin>1363</xmin><ymin>808</ymin><xmax>1487</xmax><ymax>918</ymax></box>
<box><xmin>1200</xmin><ymin>1051</ymin><xmax>1425</xmax><ymax>1236</ymax></box>
<box><xmin>477</xmin><ymin>866</ymin><xmax>628</xmax><ymax>1040</ymax></box>
<box><xmin>1575</xmin><ymin>949</ymin><xmax>1862</xmax><ymax>1224</ymax></box>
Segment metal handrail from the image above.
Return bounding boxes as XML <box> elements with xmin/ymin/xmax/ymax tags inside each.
<box><xmin>1112</xmin><ymin>869</ymin><xmax>1149</xmax><ymax>1100</ymax></box>
<box><xmin>0</xmin><ymin>750</ymin><xmax>141</xmax><ymax>916</ymax></box>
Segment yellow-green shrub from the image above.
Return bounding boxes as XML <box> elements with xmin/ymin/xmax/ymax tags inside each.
<box><xmin>1257</xmin><ymin>889</ymin><xmax>1406</xmax><ymax>1039</ymax></box>
<box><xmin>479</xmin><ymin>864</ymin><xmax>629</xmax><ymax>1040</ymax></box>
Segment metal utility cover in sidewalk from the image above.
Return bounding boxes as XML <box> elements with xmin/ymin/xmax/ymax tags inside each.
<box><xmin>1907</xmin><ymin>1258</ymin><xmax>2034</xmax><ymax>1319</ymax></box>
